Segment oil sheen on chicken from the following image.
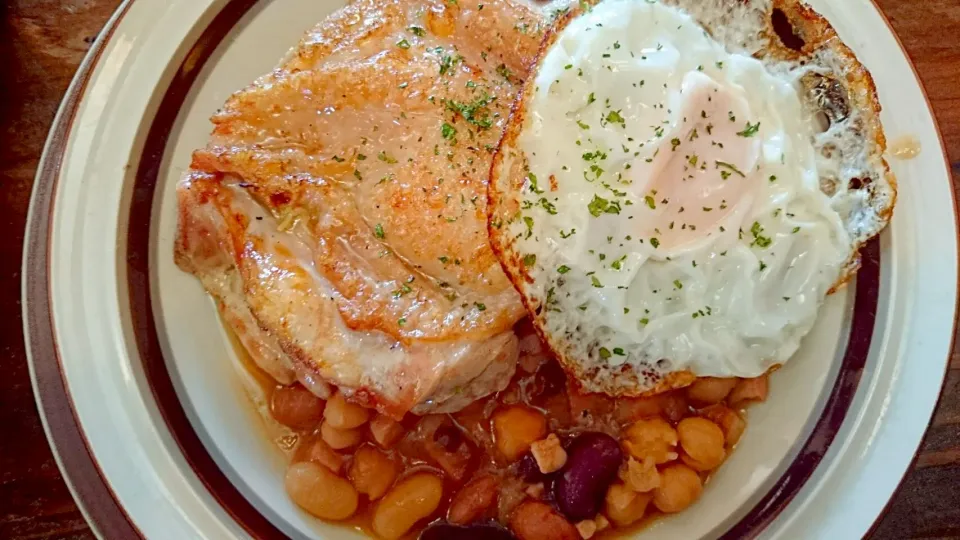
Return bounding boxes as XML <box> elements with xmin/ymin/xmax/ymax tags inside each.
<box><xmin>174</xmin><ymin>0</ymin><xmax>552</xmax><ymax>417</ymax></box>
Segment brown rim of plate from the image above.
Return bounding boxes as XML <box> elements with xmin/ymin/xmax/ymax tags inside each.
<box><xmin>20</xmin><ymin>2</ymin><xmax>955</xmax><ymax>540</ymax></box>
<box><xmin>21</xmin><ymin>1</ymin><xmax>141</xmax><ymax>537</ymax></box>
<box><xmin>23</xmin><ymin>0</ymin><xmax>285</xmax><ymax>538</ymax></box>
<box><xmin>127</xmin><ymin>0</ymin><xmax>288</xmax><ymax>536</ymax></box>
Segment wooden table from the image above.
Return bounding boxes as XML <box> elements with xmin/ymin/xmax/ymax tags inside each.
<box><xmin>1</xmin><ymin>0</ymin><xmax>958</xmax><ymax>538</ymax></box>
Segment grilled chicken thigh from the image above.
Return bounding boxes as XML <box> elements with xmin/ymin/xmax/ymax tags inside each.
<box><xmin>175</xmin><ymin>0</ymin><xmax>550</xmax><ymax>417</ymax></box>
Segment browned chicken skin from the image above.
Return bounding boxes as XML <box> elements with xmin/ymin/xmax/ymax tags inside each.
<box><xmin>175</xmin><ymin>0</ymin><xmax>554</xmax><ymax>417</ymax></box>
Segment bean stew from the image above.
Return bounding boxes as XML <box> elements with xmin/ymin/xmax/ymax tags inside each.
<box><xmin>264</xmin><ymin>321</ymin><xmax>767</xmax><ymax>539</ymax></box>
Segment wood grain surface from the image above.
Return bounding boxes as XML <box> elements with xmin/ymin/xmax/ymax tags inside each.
<box><xmin>1</xmin><ymin>0</ymin><xmax>958</xmax><ymax>538</ymax></box>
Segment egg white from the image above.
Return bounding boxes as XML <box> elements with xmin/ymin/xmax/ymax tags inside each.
<box><xmin>505</xmin><ymin>0</ymin><xmax>853</xmax><ymax>387</ymax></box>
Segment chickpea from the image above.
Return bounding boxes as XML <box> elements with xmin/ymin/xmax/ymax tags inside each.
<box><xmin>652</xmin><ymin>464</ymin><xmax>703</xmax><ymax>513</ymax></box>
<box><xmin>270</xmin><ymin>384</ymin><xmax>325</xmax><ymax>429</ymax></box>
<box><xmin>492</xmin><ymin>405</ymin><xmax>547</xmax><ymax>462</ymax></box>
<box><xmin>677</xmin><ymin>417</ymin><xmax>726</xmax><ymax>471</ymax></box>
<box><xmin>509</xmin><ymin>501</ymin><xmax>580</xmax><ymax>540</ymax></box>
<box><xmin>604</xmin><ymin>482</ymin><xmax>651</xmax><ymax>527</ymax></box>
<box><xmin>347</xmin><ymin>445</ymin><xmax>399</xmax><ymax>500</ymax></box>
<box><xmin>622</xmin><ymin>417</ymin><xmax>678</xmax><ymax>464</ymax></box>
<box><xmin>728</xmin><ymin>374</ymin><xmax>769</xmax><ymax>406</ymax></box>
<box><xmin>369</xmin><ymin>413</ymin><xmax>405</xmax><ymax>449</ymax></box>
<box><xmin>372</xmin><ymin>473</ymin><xmax>444</xmax><ymax>540</ymax></box>
<box><xmin>448</xmin><ymin>474</ymin><xmax>499</xmax><ymax>524</ymax></box>
<box><xmin>686</xmin><ymin>377</ymin><xmax>738</xmax><ymax>406</ymax></box>
<box><xmin>324</xmin><ymin>391</ymin><xmax>370</xmax><ymax>430</ymax></box>
<box><xmin>702</xmin><ymin>405</ymin><xmax>748</xmax><ymax>448</ymax></box>
<box><xmin>321</xmin><ymin>420</ymin><xmax>363</xmax><ymax>450</ymax></box>
<box><xmin>285</xmin><ymin>461</ymin><xmax>358</xmax><ymax>520</ymax></box>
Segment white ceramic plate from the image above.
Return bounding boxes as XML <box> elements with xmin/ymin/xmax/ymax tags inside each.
<box><xmin>22</xmin><ymin>0</ymin><xmax>957</xmax><ymax>538</ymax></box>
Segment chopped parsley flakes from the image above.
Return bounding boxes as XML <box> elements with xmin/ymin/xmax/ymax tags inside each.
<box><xmin>715</xmin><ymin>160</ymin><xmax>745</xmax><ymax>178</ymax></box>
<box><xmin>588</xmin><ymin>195</ymin><xmax>620</xmax><ymax>217</ymax></box>
<box><xmin>441</xmin><ymin>122</ymin><xmax>457</xmax><ymax>140</ymax></box>
<box><xmin>750</xmin><ymin>221</ymin><xmax>772</xmax><ymax>248</ymax></box>
<box><xmin>446</xmin><ymin>93</ymin><xmax>495</xmax><ymax>129</ymax></box>
<box><xmin>736</xmin><ymin>121</ymin><xmax>761</xmax><ymax>137</ymax></box>
<box><xmin>605</xmin><ymin>110</ymin><xmax>626</xmax><ymax>127</ymax></box>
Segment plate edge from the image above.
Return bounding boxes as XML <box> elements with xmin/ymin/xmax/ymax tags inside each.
<box><xmin>861</xmin><ymin>0</ymin><xmax>960</xmax><ymax>535</ymax></box>
<box><xmin>21</xmin><ymin>1</ymin><xmax>143</xmax><ymax>539</ymax></box>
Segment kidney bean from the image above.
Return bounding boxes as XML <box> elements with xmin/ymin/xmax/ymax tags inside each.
<box><xmin>553</xmin><ymin>432</ymin><xmax>623</xmax><ymax>521</ymax></box>
<box><xmin>420</xmin><ymin>520</ymin><xmax>518</xmax><ymax>540</ymax></box>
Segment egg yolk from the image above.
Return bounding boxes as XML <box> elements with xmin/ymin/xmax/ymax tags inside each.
<box><xmin>629</xmin><ymin>71</ymin><xmax>761</xmax><ymax>256</ymax></box>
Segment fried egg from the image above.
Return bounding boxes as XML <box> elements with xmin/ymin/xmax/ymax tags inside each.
<box><xmin>488</xmin><ymin>0</ymin><xmax>895</xmax><ymax>395</ymax></box>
